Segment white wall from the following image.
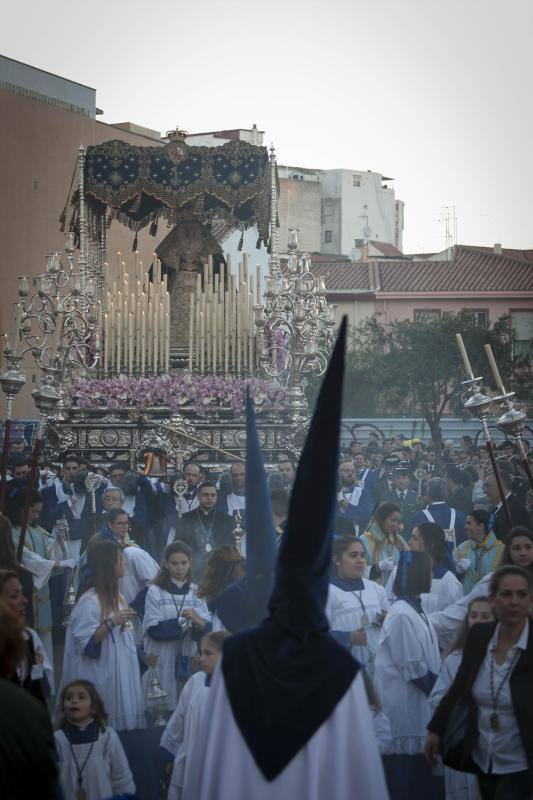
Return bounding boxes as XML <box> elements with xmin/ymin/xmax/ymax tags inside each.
<box><xmin>321</xmin><ymin>169</ymin><xmax>402</xmax><ymax>255</ymax></box>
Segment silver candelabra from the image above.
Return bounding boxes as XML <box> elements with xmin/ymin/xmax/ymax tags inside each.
<box><xmin>14</xmin><ymin>237</ymin><xmax>101</xmax><ymax>382</ymax></box>
<box><xmin>255</xmin><ymin>228</ymin><xmax>336</xmax><ymax>417</ymax></box>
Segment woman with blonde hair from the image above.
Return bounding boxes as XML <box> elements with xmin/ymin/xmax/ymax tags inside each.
<box><xmin>361</xmin><ymin>501</ymin><xmax>407</xmax><ymax>585</ymax></box>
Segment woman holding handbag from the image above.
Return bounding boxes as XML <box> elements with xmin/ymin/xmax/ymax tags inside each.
<box><xmin>425</xmin><ymin>565</ymin><xmax>533</xmax><ymax>800</ymax></box>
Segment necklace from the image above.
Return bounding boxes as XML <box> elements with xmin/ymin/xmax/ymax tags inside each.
<box><xmin>196</xmin><ymin>509</ymin><xmax>217</xmax><ymax>552</ymax></box>
<box><xmin>350</xmin><ymin>588</ymin><xmax>369</xmax><ymax>628</ymax></box>
<box><xmin>65</xmin><ymin>725</ymin><xmax>96</xmax><ymax>800</ymax></box>
<box><xmin>489</xmin><ymin>646</ymin><xmax>520</xmax><ymax>731</ymax></box>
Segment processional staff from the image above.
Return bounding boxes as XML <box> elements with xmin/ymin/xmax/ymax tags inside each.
<box><xmin>484</xmin><ymin>344</ymin><xmax>533</xmax><ymax>493</ymax></box>
<box><xmin>455</xmin><ymin>334</ymin><xmax>513</xmax><ymax>530</ymax></box>
<box><xmin>17</xmin><ymin>365</ymin><xmax>63</xmax><ymax>562</ymax></box>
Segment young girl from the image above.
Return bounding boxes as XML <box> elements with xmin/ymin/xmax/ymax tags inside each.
<box><xmin>361</xmin><ymin>502</ymin><xmax>407</xmax><ymax>586</ymax></box>
<box><xmin>429</xmin><ymin>597</ymin><xmax>494</xmax><ymax>800</ymax></box>
<box><xmin>163</xmin><ymin>631</ymin><xmax>231</xmax><ymax>800</ymax></box>
<box><xmin>55</xmin><ymin>679</ymin><xmax>135</xmax><ymax>800</ymax></box>
<box><xmin>143</xmin><ymin>542</ymin><xmax>211</xmax><ymax>706</ymax></box>
<box><xmin>326</xmin><ymin>537</ymin><xmax>389</xmax><ymax>675</ymax></box>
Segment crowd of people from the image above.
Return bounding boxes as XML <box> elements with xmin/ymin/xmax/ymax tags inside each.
<box><xmin>0</xmin><ymin>413</ymin><xmax>533</xmax><ymax>800</ymax></box>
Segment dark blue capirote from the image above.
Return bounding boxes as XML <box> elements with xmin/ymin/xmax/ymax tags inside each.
<box><xmin>221</xmin><ymin>316</ymin><xmax>360</xmax><ymax>781</ymax></box>
<box><xmin>212</xmin><ymin>392</ymin><xmax>277</xmax><ymax>631</ymax></box>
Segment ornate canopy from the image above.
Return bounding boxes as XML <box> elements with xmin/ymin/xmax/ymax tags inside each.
<box><xmin>75</xmin><ymin>137</ymin><xmax>273</xmax><ymax>249</ymax></box>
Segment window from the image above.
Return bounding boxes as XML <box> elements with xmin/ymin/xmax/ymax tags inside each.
<box><xmin>324</xmin><ymin>230</ymin><xmax>332</xmax><ymax>244</ymax></box>
<box><xmin>352</xmin><ymin>175</ymin><xmax>361</xmax><ymax>187</ymax></box>
<box><xmin>465</xmin><ymin>309</ymin><xmax>489</xmax><ymax>327</ymax></box>
<box><xmin>414</xmin><ymin>309</ymin><xmax>441</xmax><ymax>322</ymax></box>
<box><xmin>510</xmin><ymin>310</ymin><xmax>533</xmax><ymax>359</ymax></box>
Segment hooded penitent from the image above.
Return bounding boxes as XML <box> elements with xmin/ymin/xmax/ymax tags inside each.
<box><xmin>221</xmin><ymin>317</ymin><xmax>359</xmax><ymax>781</ymax></box>
<box><xmin>212</xmin><ymin>393</ymin><xmax>277</xmax><ymax>631</ymax></box>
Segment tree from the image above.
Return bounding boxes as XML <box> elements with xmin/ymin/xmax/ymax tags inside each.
<box><xmin>343</xmin><ymin>311</ymin><xmax>531</xmax><ymax>457</ymax></box>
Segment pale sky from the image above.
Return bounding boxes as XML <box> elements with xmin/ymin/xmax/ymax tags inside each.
<box><xmin>2</xmin><ymin>0</ymin><xmax>532</xmax><ymax>253</ymax></box>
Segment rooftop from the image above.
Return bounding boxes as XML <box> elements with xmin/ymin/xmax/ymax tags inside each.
<box><xmin>306</xmin><ymin>245</ymin><xmax>533</xmax><ymax>293</ymax></box>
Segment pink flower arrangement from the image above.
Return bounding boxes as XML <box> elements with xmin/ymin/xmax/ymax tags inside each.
<box><xmin>66</xmin><ymin>373</ymin><xmax>287</xmax><ymax>417</ymax></box>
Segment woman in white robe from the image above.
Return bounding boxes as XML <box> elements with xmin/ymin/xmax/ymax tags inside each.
<box><xmin>164</xmin><ymin>631</ymin><xmax>230</xmax><ymax>800</ymax></box>
<box><xmin>375</xmin><ymin>551</ymin><xmax>443</xmax><ymax>800</ymax></box>
<box><xmin>386</xmin><ymin>522</ymin><xmax>462</xmax><ymax>617</ymax></box>
<box><xmin>326</xmin><ymin>536</ymin><xmax>389</xmax><ymax>674</ymax></box>
<box><xmin>142</xmin><ymin>542</ymin><xmax>210</xmax><ymax>707</ymax></box>
<box><xmin>429</xmin><ymin>596</ymin><xmax>493</xmax><ymax>800</ymax></box>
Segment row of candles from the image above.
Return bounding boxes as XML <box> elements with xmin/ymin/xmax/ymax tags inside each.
<box><xmin>103</xmin><ymin>252</ymin><xmax>171</xmax><ymax>374</ymax></box>
<box><xmin>188</xmin><ymin>254</ymin><xmax>261</xmax><ymax>375</ymax></box>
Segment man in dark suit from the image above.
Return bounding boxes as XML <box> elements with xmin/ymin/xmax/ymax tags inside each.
<box><xmin>174</xmin><ymin>482</ymin><xmax>235</xmax><ymax>581</ymax></box>
<box><xmin>484</xmin><ymin>471</ymin><xmax>530</xmax><ymax>542</ymax></box>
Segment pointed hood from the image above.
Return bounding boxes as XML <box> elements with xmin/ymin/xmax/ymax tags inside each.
<box><xmin>268</xmin><ymin>315</ymin><xmax>346</xmax><ymax>636</ymax></box>
<box><xmin>221</xmin><ymin>317</ymin><xmax>359</xmax><ymax>781</ymax></box>
<box><xmin>213</xmin><ymin>393</ymin><xmax>277</xmax><ymax>631</ymax></box>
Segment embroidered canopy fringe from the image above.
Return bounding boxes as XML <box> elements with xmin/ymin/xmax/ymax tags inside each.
<box><xmin>69</xmin><ymin>138</ymin><xmax>276</xmax><ymax>249</ymax></box>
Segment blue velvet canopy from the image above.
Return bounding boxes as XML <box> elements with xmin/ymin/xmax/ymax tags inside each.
<box><xmin>70</xmin><ymin>137</ymin><xmax>274</xmax><ymax>249</ymax></box>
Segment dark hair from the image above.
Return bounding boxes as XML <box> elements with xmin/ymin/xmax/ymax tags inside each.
<box><xmin>105</xmin><ymin>507</ymin><xmax>129</xmax><ymax>526</ymax></box>
<box><xmin>489</xmin><ymin>564</ymin><xmax>532</xmax><ymax>595</ymax></box>
<box><xmin>197</xmin><ymin>481</ymin><xmax>217</xmax><ymax>493</ymax></box>
<box><xmin>269</xmin><ymin>488</ymin><xmax>289</xmax><ymax>518</ymax></box>
<box><xmin>0</xmin><ymin>515</ymin><xmax>18</xmax><ymax>571</ymax></box>
<box><xmin>448</xmin><ymin>596</ymin><xmax>493</xmax><ymax>654</ymax></box>
<box><xmin>0</xmin><ymin>568</ymin><xmax>20</xmax><ymax>593</ymax></box>
<box><xmin>6</xmin><ymin>489</ymin><xmax>43</xmax><ymax>528</ymax></box>
<box><xmin>202</xmin><ymin>630</ymin><xmax>231</xmax><ymax>652</ymax></box>
<box><xmin>84</xmin><ymin>540</ymin><xmax>121</xmax><ymax>616</ymax></box>
<box><xmin>279</xmin><ymin>458</ymin><xmax>296</xmax><ymax>469</ymax></box>
<box><xmin>109</xmin><ymin>462</ymin><xmax>128</xmax><ymax>475</ymax></box>
<box><xmin>154</xmin><ymin>541</ymin><xmax>193</xmax><ymax>591</ymax></box>
<box><xmin>57</xmin><ymin>680</ymin><xmax>108</xmax><ymax>731</ymax></box>
<box><xmin>62</xmin><ymin>453</ymin><xmax>80</xmax><ymax>466</ymax></box>
<box><xmin>466</xmin><ymin>509</ymin><xmax>490</xmax><ymax>534</ymax></box>
<box><xmin>0</xmin><ymin>602</ymin><xmax>25</xmax><ymax>677</ymax></box>
<box><xmin>374</xmin><ymin>502</ymin><xmax>401</xmax><ymax>529</ymax></box>
<box><xmin>415</xmin><ymin>522</ymin><xmax>450</xmax><ymax>565</ymax></box>
<box><xmin>393</xmin><ymin>551</ymin><xmax>432</xmax><ymax>597</ymax></box>
<box><xmin>197</xmin><ymin>545</ymin><xmax>245</xmax><ymax>602</ymax></box>
<box><xmin>501</xmin><ymin>528</ymin><xmax>533</xmax><ymax>570</ymax></box>
<box><xmin>332</xmin><ymin>535</ymin><xmax>365</xmax><ymax>565</ymax></box>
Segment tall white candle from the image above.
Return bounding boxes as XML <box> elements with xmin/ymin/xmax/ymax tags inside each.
<box><xmin>189</xmin><ymin>293</ymin><xmax>194</xmax><ymax>372</ymax></box>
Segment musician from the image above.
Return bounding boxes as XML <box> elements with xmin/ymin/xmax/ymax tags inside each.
<box><xmin>335</xmin><ymin>460</ymin><xmax>374</xmax><ymax>536</ymax></box>
<box><xmin>381</xmin><ymin>464</ymin><xmax>421</xmax><ymax>537</ymax></box>
<box><xmin>41</xmin><ymin>454</ymin><xmax>103</xmax><ymax>560</ymax></box>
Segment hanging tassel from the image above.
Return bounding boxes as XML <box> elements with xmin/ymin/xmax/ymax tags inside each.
<box><xmin>149</xmin><ymin>219</ymin><xmax>158</xmax><ymax>237</ymax></box>
<box><xmin>132</xmin><ymin>232</ymin><xmax>138</xmax><ymax>251</ymax></box>
<box><xmin>256</xmin><ymin>237</ymin><xmax>262</xmax><ymax>249</ymax></box>
<box><xmin>59</xmin><ymin>207</ymin><xmax>67</xmax><ymax>232</ymax></box>
<box><xmin>238</xmin><ymin>230</ymin><xmax>244</xmax><ymax>251</ymax></box>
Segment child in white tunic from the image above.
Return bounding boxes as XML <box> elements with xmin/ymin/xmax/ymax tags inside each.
<box><xmin>164</xmin><ymin>631</ymin><xmax>231</xmax><ymax>800</ymax></box>
<box><xmin>55</xmin><ymin>679</ymin><xmax>135</xmax><ymax>800</ymax></box>
<box><xmin>326</xmin><ymin>536</ymin><xmax>389</xmax><ymax>674</ymax></box>
<box><xmin>429</xmin><ymin>597</ymin><xmax>493</xmax><ymax>800</ymax></box>
<box><xmin>143</xmin><ymin>541</ymin><xmax>211</xmax><ymax>707</ymax></box>
<box><xmin>375</xmin><ymin>550</ymin><xmax>443</xmax><ymax>800</ymax></box>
